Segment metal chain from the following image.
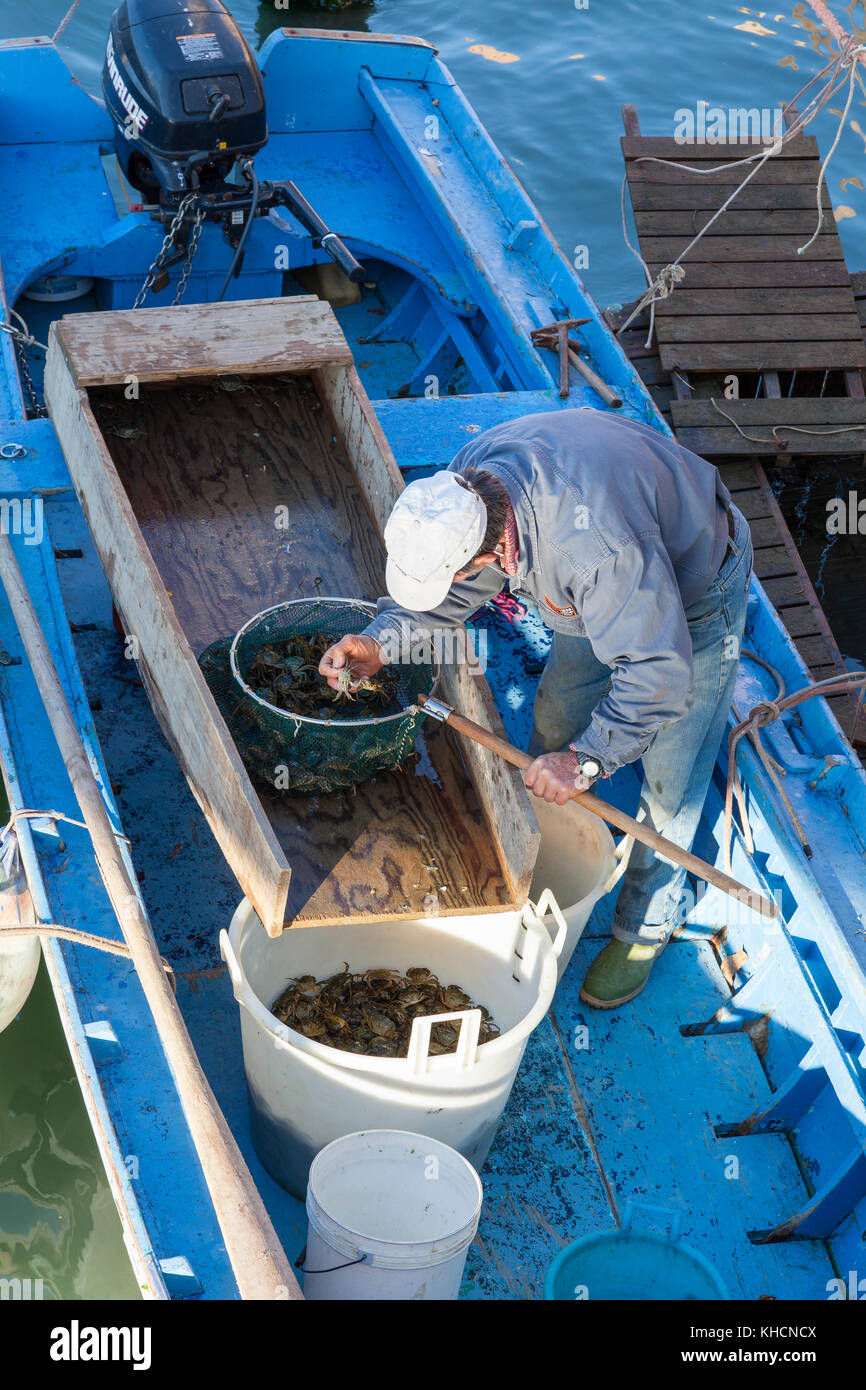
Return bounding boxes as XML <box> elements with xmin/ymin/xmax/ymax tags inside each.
<box><xmin>133</xmin><ymin>194</ymin><xmax>199</xmax><ymax>309</ymax></box>
<box><xmin>171</xmin><ymin>205</ymin><xmax>204</xmax><ymax>305</ymax></box>
<box><xmin>2</xmin><ymin>317</ymin><xmax>48</xmax><ymax>418</ymax></box>
<box><xmin>12</xmin><ymin>334</ymin><xmax>47</xmax><ymax>417</ymax></box>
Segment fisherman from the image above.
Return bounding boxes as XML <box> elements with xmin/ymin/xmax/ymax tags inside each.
<box><xmin>319</xmin><ymin>409</ymin><xmax>753</xmax><ymax>1010</ymax></box>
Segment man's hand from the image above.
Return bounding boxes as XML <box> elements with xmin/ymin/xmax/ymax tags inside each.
<box><xmin>524</xmin><ymin>751</ymin><xmax>591</xmax><ymax>805</ymax></box>
<box><xmin>318</xmin><ymin>634</ymin><xmax>385</xmax><ymax>691</ymax></box>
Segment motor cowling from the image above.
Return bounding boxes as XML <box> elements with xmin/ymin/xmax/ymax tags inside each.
<box><xmin>102</xmin><ymin>0</ymin><xmax>267</xmax><ymax>201</ymax></box>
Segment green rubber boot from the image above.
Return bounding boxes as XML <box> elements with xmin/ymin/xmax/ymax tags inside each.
<box><xmin>579</xmin><ymin>937</ymin><xmax>666</xmax><ymax>1010</ymax></box>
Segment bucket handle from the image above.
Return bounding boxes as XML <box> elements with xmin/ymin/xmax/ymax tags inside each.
<box><xmin>219</xmin><ymin>929</ymin><xmax>249</xmax><ymax>1005</ymax></box>
<box><xmin>406</xmin><ymin>1008</ymin><xmax>481</xmax><ymax>1077</ymax></box>
<box><xmin>621</xmin><ymin>1200</ymin><xmax>682</xmax><ymax>1243</ymax></box>
<box><xmin>530</xmin><ymin>888</ymin><xmax>569</xmax><ymax>960</ymax></box>
<box><xmin>601</xmin><ymin>834</ymin><xmax>635</xmax><ymax>896</ymax></box>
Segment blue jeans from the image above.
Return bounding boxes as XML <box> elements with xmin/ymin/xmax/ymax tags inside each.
<box><xmin>528</xmin><ymin>507</ymin><xmax>753</xmax><ymax>946</ymax></box>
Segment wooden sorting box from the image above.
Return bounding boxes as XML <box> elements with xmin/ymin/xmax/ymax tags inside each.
<box><xmin>45</xmin><ymin>296</ymin><xmax>539</xmax><ymax>935</ymax></box>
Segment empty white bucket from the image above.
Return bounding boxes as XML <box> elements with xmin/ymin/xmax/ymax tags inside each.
<box><xmin>220</xmin><ymin>899</ymin><xmax>566</xmax><ymax>1197</ymax></box>
<box><xmin>304</xmin><ymin>1130</ymin><xmax>482</xmax><ymax>1300</ymax></box>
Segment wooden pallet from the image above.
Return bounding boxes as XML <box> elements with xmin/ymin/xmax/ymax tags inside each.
<box><xmin>614</xmin><ymin>105</ymin><xmax>866</xmax><ymax>748</ymax></box>
<box><xmin>622</xmin><ymin>114</ymin><xmax>866</xmax><ymax>377</ymax></box>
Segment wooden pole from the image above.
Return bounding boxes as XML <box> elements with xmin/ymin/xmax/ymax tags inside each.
<box><xmin>420</xmin><ymin>696</ymin><xmax>779</xmax><ymax>920</ymax></box>
<box><xmin>557</xmin><ymin>323</ymin><xmax>569</xmax><ymax>399</ymax></box>
<box><xmin>565</xmin><ymin>345</ymin><xmax>624</xmax><ymax>410</ymax></box>
<box><xmin>0</xmin><ymin>530</ymin><xmax>302</xmax><ymax>1301</ymax></box>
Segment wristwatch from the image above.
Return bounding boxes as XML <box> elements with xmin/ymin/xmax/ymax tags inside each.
<box><xmin>569</xmin><ymin>746</ymin><xmax>604</xmax><ymax>785</ymax></box>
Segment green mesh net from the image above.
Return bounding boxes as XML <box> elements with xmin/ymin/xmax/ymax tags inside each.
<box><xmin>198</xmin><ymin>598</ymin><xmax>436</xmax><ymax>796</ymax></box>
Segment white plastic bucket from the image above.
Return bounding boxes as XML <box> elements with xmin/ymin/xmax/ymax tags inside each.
<box><xmin>220</xmin><ymin>899</ymin><xmax>566</xmax><ymax>1197</ymax></box>
<box><xmin>23</xmin><ymin>274</ymin><xmax>94</xmax><ymax>302</ymax></box>
<box><xmin>0</xmin><ymin>934</ymin><xmax>39</xmax><ymax>1036</ymax></box>
<box><xmin>528</xmin><ymin>797</ymin><xmax>627</xmax><ymax>979</ymax></box>
<box><xmin>304</xmin><ymin>1130</ymin><xmax>482</xmax><ymax>1300</ymax></box>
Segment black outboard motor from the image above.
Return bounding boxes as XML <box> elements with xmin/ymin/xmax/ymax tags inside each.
<box><xmin>102</xmin><ymin>0</ymin><xmax>365</xmax><ymax>295</ymax></box>
<box><xmin>103</xmin><ymin>0</ymin><xmax>267</xmax><ymax>201</ymax></box>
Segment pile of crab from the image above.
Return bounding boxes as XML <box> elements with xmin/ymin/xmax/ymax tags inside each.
<box><xmin>271</xmin><ymin>965</ymin><xmax>500</xmax><ymax>1058</ymax></box>
<box><xmin>247</xmin><ymin>632</ymin><xmax>401</xmax><ymax>720</ymax></box>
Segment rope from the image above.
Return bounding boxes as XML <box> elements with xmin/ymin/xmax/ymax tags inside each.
<box><xmin>0</xmin><ymin>920</ymin><xmax>175</xmax><ymax>984</ymax></box>
<box><xmin>723</xmin><ymin>660</ymin><xmax>866</xmax><ymax>877</ymax></box>
<box><xmin>709</xmin><ymin>397</ymin><xmax>865</xmax><ymax>445</ymax></box>
<box><xmin>799</xmin><ymin>42</ymin><xmax>866</xmax><ymax>255</ymax></box>
<box><xmin>1</xmin><ymin>312</ymin><xmax>48</xmax><ymax>353</ymax></box>
<box><xmin>3</xmin><ymin>807</ymin><xmax>131</xmax><ymax>846</ymax></box>
<box><xmin>1</xmin><ymin>814</ymin><xmax>173</xmax><ymax>980</ymax></box>
<box><xmin>52</xmin><ymin>0</ymin><xmax>81</xmax><ymax>42</ymax></box>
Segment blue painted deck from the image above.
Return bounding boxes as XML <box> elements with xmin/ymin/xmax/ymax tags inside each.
<box><xmin>0</xmin><ymin>27</ymin><xmax>864</xmax><ymax>1299</ymax></box>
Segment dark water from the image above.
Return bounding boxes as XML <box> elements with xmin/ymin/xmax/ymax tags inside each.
<box><xmin>0</xmin><ymin>0</ymin><xmax>864</xmax><ymax>1296</ymax></box>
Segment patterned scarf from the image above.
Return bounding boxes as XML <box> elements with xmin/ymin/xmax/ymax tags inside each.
<box><xmin>499</xmin><ymin>503</ymin><xmax>519</xmax><ymax>576</ymax></box>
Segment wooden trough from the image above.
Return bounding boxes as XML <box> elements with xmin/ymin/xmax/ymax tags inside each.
<box><xmin>44</xmin><ymin>296</ymin><xmax>539</xmax><ymax>936</ymax></box>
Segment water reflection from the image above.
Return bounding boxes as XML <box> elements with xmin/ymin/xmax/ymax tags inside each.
<box><xmin>0</xmin><ymin>963</ymin><xmax>139</xmax><ymax>1300</ymax></box>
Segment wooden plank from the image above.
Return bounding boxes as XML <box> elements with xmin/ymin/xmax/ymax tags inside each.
<box><xmin>751</xmin><ymin>460</ymin><xmax>848</xmax><ymax>673</ymax></box>
<box><xmin>656</xmin><ymin>313</ymin><xmax>864</xmax><ymax>343</ymax></box>
<box><xmin>747</xmin><ymin>516</ymin><xmax>784</xmax><ymax>549</ymax></box>
<box><xmin>752</xmin><ymin>545</ymin><xmax>796</xmax><ymax>580</ymax></box>
<box><xmin>654</xmin><ymin>288</ymin><xmax>855</xmax><ymax>315</ymax></box>
<box><xmin>43</xmin><ymin>338</ymin><xmax>293</xmax><ymax>938</ymax></box>
<box><xmin>622</xmin><ymin>103</ymin><xmax>641</xmax><ymax>137</ymax></box>
<box><xmin>314</xmin><ymin>361</ymin><xmax>540</xmax><ymax>905</ymax></box>
<box><xmin>728</xmin><ymin>487</ymin><xmax>772</xmax><ymax>520</ymax></box>
<box><xmin>794</xmin><ymin>635</ymin><xmax>839</xmax><ymax>668</ymax></box>
<box><xmin>55</xmin><ymin>296</ymin><xmax>352</xmax><ymax>387</ymax></box>
<box><xmin>778</xmin><ymin>605</ymin><xmax>821</xmax><ymax>638</ymax></box>
<box><xmin>622</xmin><ymin>136</ymin><xmax>818</xmax><ymax>159</ymax></box>
<box><xmin>629</xmin><ymin>183</ymin><xmax>833</xmax><ymax>211</ymax></box>
<box><xmin>640</xmin><ymin>236</ymin><xmax>844</xmax><ymax>262</ymax></box>
<box><xmin>646</xmin><ymin>261</ymin><xmax>851</xmax><ymax>288</ymax></box>
<box><xmin>849</xmin><ymin>269</ymin><xmax>866</xmax><ymax>297</ymax></box>
<box><xmin>674</xmin><ymin>427</ymin><xmax>866</xmax><ymax>456</ymax></box>
<box><xmin>87</xmin><ymin>371</ymin><xmax>518</xmax><ymax>927</ymax></box>
<box><xmin>635</xmin><ymin>210</ymin><xmax>837</xmax><ymax>237</ymax></box>
<box><xmin>626</xmin><ymin>159</ymin><xmax>821</xmax><ymax>185</ymax></box>
<box><xmin>659</xmin><ymin>341</ymin><xmax>866</xmax><ymax>370</ymax></box>
<box><xmin>717</xmin><ymin>461</ymin><xmax>760</xmax><ymax>489</ymax></box>
<box><xmin>672</xmin><ymin>397</ymin><xmax>866</xmax><ymax>425</ymax></box>
<box><xmin>761</xmin><ymin>575</ymin><xmax>811</xmax><ymax>607</ymax></box>
<box><xmin>280</xmin><ymin>26</ymin><xmax>434</xmax><ymax>48</ymax></box>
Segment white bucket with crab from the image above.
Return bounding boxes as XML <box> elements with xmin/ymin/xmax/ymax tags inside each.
<box><xmin>221</xmin><ymin>896</ymin><xmax>568</xmax><ymax>1199</ymax></box>
<box><xmin>303</xmin><ymin>1129</ymin><xmax>482</xmax><ymax>1300</ymax></box>
<box><xmin>220</xmin><ymin>795</ymin><xmax>623</xmax><ymax>1197</ymax></box>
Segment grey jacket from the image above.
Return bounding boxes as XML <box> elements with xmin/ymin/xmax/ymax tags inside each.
<box><xmin>365</xmin><ymin>409</ymin><xmax>733</xmax><ymax>774</ymax></box>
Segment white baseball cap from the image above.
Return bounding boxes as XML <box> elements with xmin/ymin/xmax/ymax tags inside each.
<box><xmin>384</xmin><ymin>471</ymin><xmax>487</xmax><ymax>611</ymax></box>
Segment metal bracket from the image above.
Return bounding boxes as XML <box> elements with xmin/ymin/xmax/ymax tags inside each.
<box><xmin>420</xmin><ymin>695</ymin><xmax>452</xmax><ymax>723</ymax></box>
